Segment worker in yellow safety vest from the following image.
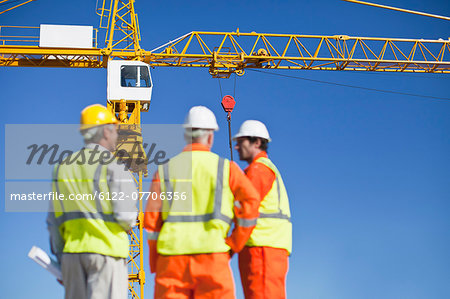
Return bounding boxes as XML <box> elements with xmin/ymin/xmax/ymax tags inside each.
<box><xmin>47</xmin><ymin>104</ymin><xmax>137</xmax><ymax>299</ymax></box>
<box><xmin>144</xmin><ymin>106</ymin><xmax>261</xmax><ymax>299</ymax></box>
<box><xmin>234</xmin><ymin>120</ymin><xmax>292</xmax><ymax>299</ymax></box>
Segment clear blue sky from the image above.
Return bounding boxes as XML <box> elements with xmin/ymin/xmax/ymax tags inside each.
<box><xmin>1</xmin><ymin>0</ymin><xmax>450</xmax><ymax>298</ymax></box>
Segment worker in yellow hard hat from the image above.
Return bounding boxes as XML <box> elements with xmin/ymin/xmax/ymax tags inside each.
<box><xmin>79</xmin><ymin>103</ymin><xmax>119</xmax><ymax>131</ymax></box>
<box><xmin>234</xmin><ymin>120</ymin><xmax>292</xmax><ymax>299</ymax></box>
<box><xmin>144</xmin><ymin>106</ymin><xmax>261</xmax><ymax>299</ymax></box>
<box><xmin>47</xmin><ymin>104</ymin><xmax>137</xmax><ymax>299</ymax></box>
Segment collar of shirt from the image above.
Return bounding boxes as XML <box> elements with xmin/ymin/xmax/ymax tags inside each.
<box><xmin>183</xmin><ymin>143</ymin><xmax>211</xmax><ymax>152</ymax></box>
<box><xmin>252</xmin><ymin>151</ymin><xmax>268</xmax><ymax>163</ymax></box>
<box><xmin>245</xmin><ymin>151</ymin><xmax>268</xmax><ymax>172</ymax></box>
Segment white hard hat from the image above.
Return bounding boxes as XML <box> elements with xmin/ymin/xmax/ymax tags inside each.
<box><xmin>183</xmin><ymin>106</ymin><xmax>219</xmax><ymax>131</ymax></box>
<box><xmin>233</xmin><ymin>120</ymin><xmax>271</xmax><ymax>142</ymax></box>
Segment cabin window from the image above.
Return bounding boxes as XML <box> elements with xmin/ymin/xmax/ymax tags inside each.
<box><xmin>121</xmin><ymin>66</ymin><xmax>151</xmax><ymax>88</ymax></box>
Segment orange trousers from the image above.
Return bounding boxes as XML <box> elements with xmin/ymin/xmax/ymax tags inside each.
<box><xmin>238</xmin><ymin>246</ymin><xmax>289</xmax><ymax>299</ymax></box>
<box><xmin>154</xmin><ymin>252</ymin><xmax>235</xmax><ymax>299</ymax></box>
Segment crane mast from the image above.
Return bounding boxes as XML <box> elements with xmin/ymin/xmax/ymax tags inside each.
<box><xmin>99</xmin><ymin>1</ymin><xmax>146</xmax><ymax>298</ymax></box>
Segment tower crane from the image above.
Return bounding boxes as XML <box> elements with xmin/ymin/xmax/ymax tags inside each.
<box><xmin>1</xmin><ymin>1</ymin><xmax>449</xmax><ymax>299</ymax></box>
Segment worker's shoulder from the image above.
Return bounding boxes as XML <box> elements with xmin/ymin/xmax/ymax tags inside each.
<box><xmin>54</xmin><ymin>148</ymin><xmax>86</xmax><ymax>167</ymax></box>
<box><xmin>172</xmin><ymin>150</ymin><xmax>227</xmax><ymax>162</ymax></box>
<box><xmin>185</xmin><ymin>150</ymin><xmax>237</xmax><ymax>170</ymax></box>
<box><xmin>163</xmin><ymin>150</ymin><xmax>238</xmax><ymax>173</ymax></box>
<box><xmin>252</xmin><ymin>156</ymin><xmax>279</xmax><ymax>175</ymax></box>
<box><xmin>158</xmin><ymin>150</ymin><xmax>223</xmax><ymax>169</ymax></box>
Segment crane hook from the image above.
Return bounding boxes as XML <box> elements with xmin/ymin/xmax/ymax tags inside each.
<box><xmin>221</xmin><ymin>95</ymin><xmax>236</xmax><ymax>161</ymax></box>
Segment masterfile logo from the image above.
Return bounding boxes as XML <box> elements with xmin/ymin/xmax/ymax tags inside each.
<box><xmin>25</xmin><ymin>143</ymin><xmax>169</xmax><ymax>170</ymax></box>
<box><xmin>4</xmin><ymin>124</ymin><xmax>191</xmax><ymax>212</ymax></box>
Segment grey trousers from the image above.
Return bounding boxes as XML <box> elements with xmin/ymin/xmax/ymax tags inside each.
<box><xmin>61</xmin><ymin>253</ymin><xmax>128</xmax><ymax>299</ymax></box>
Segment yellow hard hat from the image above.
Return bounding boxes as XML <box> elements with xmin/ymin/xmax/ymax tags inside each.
<box><xmin>80</xmin><ymin>104</ymin><xmax>118</xmax><ymax>131</ymax></box>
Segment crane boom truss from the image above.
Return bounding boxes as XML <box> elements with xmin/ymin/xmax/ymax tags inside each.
<box><xmin>1</xmin><ymin>30</ymin><xmax>449</xmax><ymax>76</ymax></box>
<box><xmin>144</xmin><ymin>31</ymin><xmax>450</xmax><ymax>77</ymax></box>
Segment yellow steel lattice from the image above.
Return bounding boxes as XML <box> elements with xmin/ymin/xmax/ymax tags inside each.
<box><xmin>108</xmin><ymin>101</ymin><xmax>146</xmax><ymax>299</ymax></box>
<box><xmin>0</xmin><ymin>25</ymin><xmax>102</xmax><ymax>67</ymax></box>
<box><xmin>2</xmin><ymin>29</ymin><xmax>448</xmax><ymax>75</ymax></box>
<box><xmin>97</xmin><ymin>0</ymin><xmax>141</xmax><ymax>53</ymax></box>
<box><xmin>143</xmin><ymin>31</ymin><xmax>450</xmax><ymax>77</ymax></box>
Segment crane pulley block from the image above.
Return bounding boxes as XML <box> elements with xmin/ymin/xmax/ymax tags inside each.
<box><xmin>221</xmin><ymin>95</ymin><xmax>236</xmax><ymax>113</ymax></box>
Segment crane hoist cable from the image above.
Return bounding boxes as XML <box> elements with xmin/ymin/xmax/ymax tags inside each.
<box><xmin>217</xmin><ymin>77</ymin><xmax>238</xmax><ymax>161</ymax></box>
<box><xmin>217</xmin><ymin>78</ymin><xmax>223</xmax><ymax>99</ymax></box>
<box><xmin>233</xmin><ymin>73</ymin><xmax>236</xmax><ymax>98</ymax></box>
<box><xmin>248</xmin><ymin>69</ymin><xmax>450</xmax><ymax>101</ymax></box>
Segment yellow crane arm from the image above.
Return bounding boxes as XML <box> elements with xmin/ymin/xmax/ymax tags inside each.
<box><xmin>141</xmin><ymin>31</ymin><xmax>450</xmax><ymax>77</ymax></box>
<box><xmin>1</xmin><ymin>30</ymin><xmax>449</xmax><ymax>77</ymax></box>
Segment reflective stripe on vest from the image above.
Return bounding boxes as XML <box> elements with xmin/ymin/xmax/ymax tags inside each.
<box><xmin>246</xmin><ymin>156</ymin><xmax>292</xmax><ymax>253</ymax></box>
<box><xmin>156</xmin><ymin>151</ymin><xmax>235</xmax><ymax>255</ymax></box>
<box><xmin>257</xmin><ymin>167</ymin><xmax>291</xmax><ymax>221</ymax></box>
<box><xmin>162</xmin><ymin>157</ymin><xmax>232</xmax><ymax>224</ymax></box>
<box><xmin>53</xmin><ymin>163</ymin><xmax>117</xmax><ymax>222</ymax></box>
<box><xmin>237</xmin><ymin>217</ymin><xmax>258</xmax><ymax>227</ymax></box>
<box><xmin>147</xmin><ymin>231</ymin><xmax>160</xmax><ymax>240</ymax></box>
<box><xmin>51</xmin><ymin>149</ymin><xmax>129</xmax><ymax>258</ymax></box>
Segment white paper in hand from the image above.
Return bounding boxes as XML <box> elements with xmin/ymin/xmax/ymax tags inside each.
<box><xmin>28</xmin><ymin>246</ymin><xmax>62</xmax><ymax>281</ymax></box>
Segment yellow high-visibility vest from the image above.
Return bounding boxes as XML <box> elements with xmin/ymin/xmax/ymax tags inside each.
<box><xmin>246</xmin><ymin>157</ymin><xmax>292</xmax><ymax>253</ymax></box>
<box><xmin>51</xmin><ymin>149</ymin><xmax>129</xmax><ymax>258</ymax></box>
<box><xmin>156</xmin><ymin>151</ymin><xmax>235</xmax><ymax>255</ymax></box>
